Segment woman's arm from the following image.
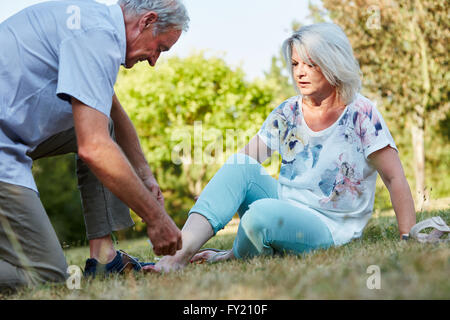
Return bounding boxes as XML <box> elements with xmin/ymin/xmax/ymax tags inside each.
<box><xmin>368</xmin><ymin>146</ymin><xmax>416</xmax><ymax>237</ymax></box>
<box><xmin>239</xmin><ymin>135</ymin><xmax>273</xmax><ymax>164</ymax></box>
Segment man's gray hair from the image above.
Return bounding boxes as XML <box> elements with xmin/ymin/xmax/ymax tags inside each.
<box><xmin>282</xmin><ymin>23</ymin><xmax>361</xmax><ymax>105</ymax></box>
<box><xmin>119</xmin><ymin>0</ymin><xmax>189</xmax><ymax>34</ymax></box>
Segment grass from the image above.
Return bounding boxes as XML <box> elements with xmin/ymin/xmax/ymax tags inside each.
<box><xmin>2</xmin><ymin>209</ymin><xmax>449</xmax><ymax>300</ymax></box>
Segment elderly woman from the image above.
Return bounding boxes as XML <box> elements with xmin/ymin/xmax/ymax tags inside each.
<box><xmin>146</xmin><ymin>23</ymin><xmax>416</xmax><ymax>272</ymax></box>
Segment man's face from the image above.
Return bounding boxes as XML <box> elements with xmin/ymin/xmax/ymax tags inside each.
<box><xmin>125</xmin><ymin>27</ymin><xmax>181</xmax><ymax>69</ymax></box>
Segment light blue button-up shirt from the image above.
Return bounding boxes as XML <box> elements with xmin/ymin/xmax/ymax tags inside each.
<box><xmin>0</xmin><ymin>0</ymin><xmax>126</xmax><ymax>192</ymax></box>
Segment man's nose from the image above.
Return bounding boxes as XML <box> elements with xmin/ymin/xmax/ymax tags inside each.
<box><xmin>148</xmin><ymin>52</ymin><xmax>161</xmax><ymax>67</ymax></box>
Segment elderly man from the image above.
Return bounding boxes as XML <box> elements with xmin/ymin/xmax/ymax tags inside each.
<box><xmin>0</xmin><ymin>0</ymin><xmax>189</xmax><ymax>290</ymax></box>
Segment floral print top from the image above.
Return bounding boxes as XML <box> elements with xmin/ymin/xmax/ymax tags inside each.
<box><xmin>258</xmin><ymin>94</ymin><xmax>397</xmax><ymax>245</ymax></box>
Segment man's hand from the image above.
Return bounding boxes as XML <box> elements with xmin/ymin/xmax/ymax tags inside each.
<box><xmin>147</xmin><ymin>213</ymin><xmax>182</xmax><ymax>256</ymax></box>
<box><xmin>142</xmin><ymin>175</ymin><xmax>165</xmax><ymax>207</ymax></box>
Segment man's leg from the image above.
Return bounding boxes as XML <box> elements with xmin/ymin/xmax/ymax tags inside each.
<box><xmin>76</xmin><ymin>152</ymin><xmax>134</xmax><ymax>262</ymax></box>
<box><xmin>28</xmin><ymin>123</ymin><xmax>134</xmax><ymax>263</ymax></box>
<box><xmin>0</xmin><ymin>181</ymin><xmax>68</xmax><ymax>292</ymax></box>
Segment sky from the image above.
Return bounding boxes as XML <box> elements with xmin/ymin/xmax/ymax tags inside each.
<box><xmin>0</xmin><ymin>0</ymin><xmax>313</xmax><ymax>80</ymax></box>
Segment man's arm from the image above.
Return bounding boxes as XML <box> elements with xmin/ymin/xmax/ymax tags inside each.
<box><xmin>368</xmin><ymin>146</ymin><xmax>416</xmax><ymax>237</ymax></box>
<box><xmin>72</xmin><ymin>98</ymin><xmax>181</xmax><ymax>255</ymax></box>
<box><xmin>110</xmin><ymin>93</ymin><xmax>164</xmax><ymax>205</ymax></box>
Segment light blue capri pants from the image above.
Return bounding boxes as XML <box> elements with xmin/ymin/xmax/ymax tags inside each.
<box><xmin>189</xmin><ymin>153</ymin><xmax>334</xmax><ymax>259</ymax></box>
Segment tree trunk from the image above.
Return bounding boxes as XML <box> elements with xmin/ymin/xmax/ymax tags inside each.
<box><xmin>410</xmin><ymin>0</ymin><xmax>430</xmax><ymax>210</ymax></box>
<box><xmin>410</xmin><ymin>109</ymin><xmax>426</xmax><ymax>210</ymax></box>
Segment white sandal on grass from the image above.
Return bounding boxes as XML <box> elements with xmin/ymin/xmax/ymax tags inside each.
<box><xmin>409</xmin><ymin>216</ymin><xmax>450</xmax><ymax>243</ymax></box>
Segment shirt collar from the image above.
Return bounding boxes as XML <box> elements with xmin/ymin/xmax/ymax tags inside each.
<box><xmin>108</xmin><ymin>4</ymin><xmax>127</xmax><ymax>66</ymax></box>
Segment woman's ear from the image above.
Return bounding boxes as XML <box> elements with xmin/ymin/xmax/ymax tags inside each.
<box><xmin>138</xmin><ymin>11</ymin><xmax>158</xmax><ymax>32</ymax></box>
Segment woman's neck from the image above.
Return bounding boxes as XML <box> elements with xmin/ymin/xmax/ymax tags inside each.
<box><xmin>301</xmin><ymin>90</ymin><xmax>348</xmax><ymax>132</ymax></box>
<box><xmin>302</xmin><ymin>89</ymin><xmax>344</xmax><ymax>111</ymax></box>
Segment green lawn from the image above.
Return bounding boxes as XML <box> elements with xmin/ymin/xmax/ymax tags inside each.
<box><xmin>3</xmin><ymin>210</ymin><xmax>449</xmax><ymax>300</ymax></box>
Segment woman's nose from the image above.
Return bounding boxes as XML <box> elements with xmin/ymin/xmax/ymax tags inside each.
<box><xmin>294</xmin><ymin>64</ymin><xmax>306</xmax><ymax>78</ymax></box>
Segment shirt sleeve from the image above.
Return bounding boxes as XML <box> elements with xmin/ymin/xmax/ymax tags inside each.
<box><xmin>56</xmin><ymin>28</ymin><xmax>122</xmax><ymax>117</ymax></box>
<box><xmin>357</xmin><ymin>101</ymin><xmax>398</xmax><ymax>159</ymax></box>
<box><xmin>257</xmin><ymin>99</ymin><xmax>291</xmax><ymax>154</ymax></box>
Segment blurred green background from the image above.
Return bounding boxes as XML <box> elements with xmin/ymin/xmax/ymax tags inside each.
<box><xmin>32</xmin><ymin>0</ymin><xmax>449</xmax><ymax>245</ymax></box>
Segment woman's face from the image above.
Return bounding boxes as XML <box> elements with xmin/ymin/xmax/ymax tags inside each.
<box><xmin>291</xmin><ymin>46</ymin><xmax>335</xmax><ymax>102</ymax></box>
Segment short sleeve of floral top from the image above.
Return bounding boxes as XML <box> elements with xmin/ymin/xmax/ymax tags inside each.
<box><xmin>257</xmin><ymin>94</ymin><xmax>397</xmax><ymax>245</ymax></box>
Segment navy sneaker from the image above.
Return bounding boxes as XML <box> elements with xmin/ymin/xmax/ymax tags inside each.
<box><xmin>83</xmin><ymin>250</ymin><xmax>155</xmax><ymax>278</ymax></box>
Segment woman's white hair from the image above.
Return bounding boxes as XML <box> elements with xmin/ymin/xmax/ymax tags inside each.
<box><xmin>118</xmin><ymin>0</ymin><xmax>189</xmax><ymax>34</ymax></box>
<box><xmin>282</xmin><ymin>23</ymin><xmax>362</xmax><ymax>105</ymax></box>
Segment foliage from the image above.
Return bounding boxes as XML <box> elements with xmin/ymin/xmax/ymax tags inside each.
<box><xmin>114</xmin><ymin>53</ymin><xmax>279</xmax><ymax>230</ymax></box>
<box><xmin>32</xmin><ymin>155</ymin><xmax>87</xmax><ymax>246</ymax></box>
<box><xmin>316</xmin><ymin>0</ymin><xmax>449</xmax><ymax>118</ymax></box>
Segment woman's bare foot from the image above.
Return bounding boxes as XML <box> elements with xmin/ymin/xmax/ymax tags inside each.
<box><xmin>143</xmin><ymin>248</ymin><xmax>235</xmax><ymax>273</ymax></box>
<box><xmin>143</xmin><ymin>252</ymin><xmax>190</xmax><ymax>273</ymax></box>
<box><xmin>142</xmin><ymin>213</ymin><xmax>216</xmax><ymax>273</ymax></box>
<box><xmin>190</xmin><ymin>249</ymin><xmax>235</xmax><ymax>264</ymax></box>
